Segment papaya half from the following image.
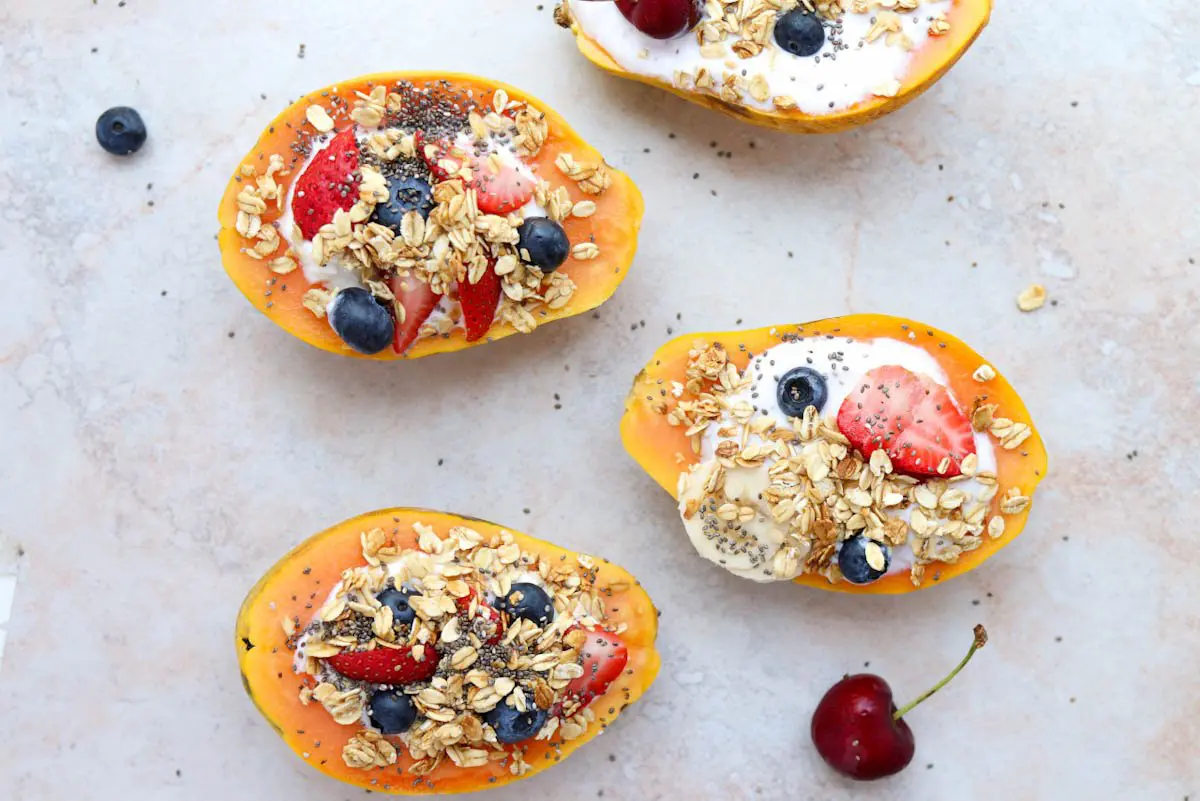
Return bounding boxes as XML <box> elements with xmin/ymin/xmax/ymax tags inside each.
<box><xmin>236</xmin><ymin>508</ymin><xmax>660</xmax><ymax>794</ymax></box>
<box><xmin>621</xmin><ymin>315</ymin><xmax>1048</xmax><ymax>594</ymax></box>
<box><xmin>217</xmin><ymin>72</ymin><xmax>643</xmax><ymax>359</ymax></box>
<box><xmin>556</xmin><ymin>1</ymin><xmax>991</xmax><ymax>133</ymax></box>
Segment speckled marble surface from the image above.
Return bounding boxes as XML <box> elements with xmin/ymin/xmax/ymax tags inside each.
<box><xmin>1</xmin><ymin>1</ymin><xmax>1198</xmax><ymax>799</ymax></box>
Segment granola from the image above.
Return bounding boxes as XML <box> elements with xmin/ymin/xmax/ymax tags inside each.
<box><xmin>290</xmin><ymin>521</ymin><xmax>625</xmax><ymax>776</ymax></box>
<box><xmin>562</xmin><ymin>0</ymin><xmax>956</xmax><ymax>116</ymax></box>
<box><xmin>231</xmin><ymin>78</ymin><xmax>614</xmax><ymax>355</ymax></box>
<box><xmin>667</xmin><ymin>332</ymin><xmax>1037</xmax><ymax>587</ymax></box>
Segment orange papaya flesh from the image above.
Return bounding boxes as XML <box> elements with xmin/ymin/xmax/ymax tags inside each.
<box><xmin>217</xmin><ymin>72</ymin><xmax>643</xmax><ymax>360</ymax></box>
<box><xmin>620</xmin><ymin>315</ymin><xmax>1048</xmax><ymax>594</ymax></box>
<box><xmin>558</xmin><ymin>0</ymin><xmax>991</xmax><ymax>133</ymax></box>
<box><xmin>236</xmin><ymin>508</ymin><xmax>660</xmax><ymax>794</ymax></box>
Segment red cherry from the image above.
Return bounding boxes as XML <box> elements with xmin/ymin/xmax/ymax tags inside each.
<box><xmin>616</xmin><ymin>0</ymin><xmax>702</xmax><ymax>40</ymax></box>
<box><xmin>811</xmin><ymin>674</ymin><xmax>914</xmax><ymax>780</ymax></box>
<box><xmin>811</xmin><ymin>625</ymin><xmax>989</xmax><ymax>781</ymax></box>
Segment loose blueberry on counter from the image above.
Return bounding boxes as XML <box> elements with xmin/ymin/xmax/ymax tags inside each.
<box><xmin>774</xmin><ymin>9</ymin><xmax>825</xmax><ymax>58</ymax></box>
<box><xmin>372</xmin><ymin>176</ymin><xmax>435</xmax><ymax>233</ymax></box>
<box><xmin>368</xmin><ymin>690</ymin><xmax>418</xmax><ymax>735</ymax></box>
<box><xmin>516</xmin><ymin>217</ymin><xmax>570</xmax><ymax>273</ymax></box>
<box><xmin>376</xmin><ymin>587</ymin><xmax>419</xmax><ymax>626</ymax></box>
<box><xmin>777</xmin><ymin>366</ymin><xmax>829</xmax><ymax>417</ymax></box>
<box><xmin>485</xmin><ymin>701</ymin><xmax>549</xmax><ymax>744</ymax></box>
<box><xmin>327</xmin><ymin>287</ymin><xmax>395</xmax><ymax>355</ymax></box>
<box><xmin>96</xmin><ymin>107</ymin><xmax>147</xmax><ymax>156</ymax></box>
<box><xmin>496</xmin><ymin>582</ymin><xmax>554</xmax><ymax>626</ymax></box>
<box><xmin>838</xmin><ymin>535</ymin><xmax>890</xmax><ymax>585</ymax></box>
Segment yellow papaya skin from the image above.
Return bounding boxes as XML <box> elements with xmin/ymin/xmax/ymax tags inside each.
<box><xmin>217</xmin><ymin>72</ymin><xmax>643</xmax><ymax>359</ymax></box>
<box><xmin>558</xmin><ymin>0</ymin><xmax>992</xmax><ymax>133</ymax></box>
<box><xmin>236</xmin><ymin>508</ymin><xmax>660</xmax><ymax>794</ymax></box>
<box><xmin>621</xmin><ymin>315</ymin><xmax>1048</xmax><ymax>594</ymax></box>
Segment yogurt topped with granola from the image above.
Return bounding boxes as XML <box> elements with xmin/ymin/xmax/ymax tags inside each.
<box><xmin>563</xmin><ymin>0</ymin><xmax>955</xmax><ymax>115</ymax></box>
<box><xmin>290</xmin><ymin>521</ymin><xmax>632</xmax><ymax>776</ymax></box>
<box><xmin>671</xmin><ymin>331</ymin><xmax>1031</xmax><ymax>587</ymax></box>
<box><xmin>237</xmin><ymin>79</ymin><xmax>604</xmax><ymax>356</ymax></box>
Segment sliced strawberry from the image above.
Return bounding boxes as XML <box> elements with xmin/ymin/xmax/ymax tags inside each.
<box><xmin>562</xmin><ymin>627</ymin><xmax>628</xmax><ymax>708</ymax></box>
<box><xmin>389</xmin><ymin>274</ymin><xmax>441</xmax><ymax>355</ymax></box>
<box><xmin>459</xmin><ymin>259</ymin><xmax>502</xmax><ymax>342</ymax></box>
<box><xmin>292</xmin><ymin>128</ymin><xmax>360</xmax><ymax>240</ymax></box>
<box><xmin>420</xmin><ymin>135</ymin><xmax>534</xmax><ymax>215</ymax></box>
<box><xmin>474</xmin><ymin>604</ymin><xmax>503</xmax><ymax>645</ymax></box>
<box><xmin>326</xmin><ymin>644</ymin><xmax>437</xmax><ymax>684</ymax></box>
<box><xmin>453</xmin><ymin>588</ymin><xmax>503</xmax><ymax>644</ymax></box>
<box><xmin>836</xmin><ymin>365</ymin><xmax>977</xmax><ymax>479</ymax></box>
<box><xmin>420</xmin><ymin>135</ymin><xmax>460</xmax><ymax>184</ymax></box>
<box><xmin>472</xmin><ymin>152</ymin><xmax>535</xmax><ymax>214</ymax></box>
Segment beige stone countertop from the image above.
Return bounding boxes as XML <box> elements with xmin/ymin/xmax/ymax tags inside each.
<box><xmin>1</xmin><ymin>1</ymin><xmax>1197</xmax><ymax>799</ymax></box>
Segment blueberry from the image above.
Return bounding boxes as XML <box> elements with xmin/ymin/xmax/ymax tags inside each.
<box><xmin>327</xmin><ymin>287</ymin><xmax>394</xmax><ymax>355</ymax></box>
<box><xmin>517</xmin><ymin>217</ymin><xmax>570</xmax><ymax>272</ymax></box>
<box><xmin>496</xmin><ymin>582</ymin><xmax>555</xmax><ymax>627</ymax></box>
<box><xmin>95</xmin><ymin>107</ymin><xmax>147</xmax><ymax>156</ymax></box>
<box><xmin>372</xmin><ymin>176</ymin><xmax>435</xmax><ymax>232</ymax></box>
<box><xmin>484</xmin><ymin>701</ymin><xmax>548</xmax><ymax>744</ymax></box>
<box><xmin>774</xmin><ymin>9</ymin><xmax>825</xmax><ymax>58</ymax></box>
<box><xmin>368</xmin><ymin>690</ymin><xmax>417</xmax><ymax>734</ymax></box>
<box><xmin>777</xmin><ymin>366</ymin><xmax>828</xmax><ymax>417</ymax></box>
<box><xmin>838</xmin><ymin>535</ymin><xmax>890</xmax><ymax>585</ymax></box>
<box><xmin>376</xmin><ymin>587</ymin><xmax>419</xmax><ymax>626</ymax></box>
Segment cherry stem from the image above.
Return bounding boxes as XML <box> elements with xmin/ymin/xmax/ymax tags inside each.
<box><xmin>893</xmin><ymin>624</ymin><xmax>988</xmax><ymax>721</ymax></box>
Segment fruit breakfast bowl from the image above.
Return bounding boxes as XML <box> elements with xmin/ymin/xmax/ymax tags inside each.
<box><xmin>556</xmin><ymin>0</ymin><xmax>992</xmax><ymax>133</ymax></box>
<box><xmin>217</xmin><ymin>72</ymin><xmax>643</xmax><ymax>360</ymax></box>
<box><xmin>237</xmin><ymin>509</ymin><xmax>660</xmax><ymax>794</ymax></box>
<box><xmin>621</xmin><ymin>314</ymin><xmax>1048</xmax><ymax>593</ymax></box>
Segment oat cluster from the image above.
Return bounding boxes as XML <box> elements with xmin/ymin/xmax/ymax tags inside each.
<box><xmin>666</xmin><ymin>340</ymin><xmax>1032</xmax><ymax>585</ymax></box>
<box><xmin>293</xmin><ymin>522</ymin><xmax>623</xmax><ymax>776</ymax></box>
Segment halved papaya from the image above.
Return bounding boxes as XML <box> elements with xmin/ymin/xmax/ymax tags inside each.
<box><xmin>621</xmin><ymin>315</ymin><xmax>1048</xmax><ymax>593</ymax></box>
<box><xmin>556</xmin><ymin>1</ymin><xmax>991</xmax><ymax>133</ymax></box>
<box><xmin>236</xmin><ymin>508</ymin><xmax>660</xmax><ymax>794</ymax></box>
<box><xmin>217</xmin><ymin>72</ymin><xmax>643</xmax><ymax>359</ymax></box>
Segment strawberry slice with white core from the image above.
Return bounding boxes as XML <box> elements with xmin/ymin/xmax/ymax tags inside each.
<box><xmin>422</xmin><ymin>132</ymin><xmax>535</xmax><ymax>215</ymax></box>
<box><xmin>326</xmin><ymin>644</ymin><xmax>437</xmax><ymax>684</ymax></box>
<box><xmin>389</xmin><ymin>274</ymin><xmax>441</xmax><ymax>355</ymax></box>
<box><xmin>459</xmin><ymin>257</ymin><xmax>503</xmax><ymax>342</ymax></box>
<box><xmin>454</xmin><ymin>589</ymin><xmax>503</xmax><ymax>645</ymax></box>
<box><xmin>291</xmin><ymin>128</ymin><xmax>360</xmax><ymax>240</ymax></box>
<box><xmin>562</xmin><ymin>627</ymin><xmax>628</xmax><ymax>709</ymax></box>
<box><xmin>836</xmin><ymin>365</ymin><xmax>977</xmax><ymax>479</ymax></box>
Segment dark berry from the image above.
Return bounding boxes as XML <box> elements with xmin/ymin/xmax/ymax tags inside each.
<box><xmin>95</xmin><ymin>107</ymin><xmax>147</xmax><ymax>156</ymax></box>
<box><xmin>774</xmin><ymin>10</ymin><xmax>825</xmax><ymax>58</ymax></box>
<box><xmin>372</xmin><ymin>176</ymin><xmax>435</xmax><ymax>233</ymax></box>
<box><xmin>517</xmin><ymin>217</ymin><xmax>570</xmax><ymax>273</ymax></box>
<box><xmin>376</xmin><ymin>587</ymin><xmax>419</xmax><ymax>626</ymax></box>
<box><xmin>496</xmin><ymin>582</ymin><xmax>555</xmax><ymax>627</ymax></box>
<box><xmin>484</xmin><ymin>701</ymin><xmax>548</xmax><ymax>744</ymax></box>
<box><xmin>327</xmin><ymin>287</ymin><xmax>394</xmax><ymax>355</ymax></box>
<box><xmin>616</xmin><ymin>0</ymin><xmax>702</xmax><ymax>39</ymax></box>
<box><xmin>368</xmin><ymin>690</ymin><xmax>417</xmax><ymax>734</ymax></box>
<box><xmin>838</xmin><ymin>535</ymin><xmax>890</xmax><ymax>585</ymax></box>
<box><xmin>777</xmin><ymin>366</ymin><xmax>828</xmax><ymax>417</ymax></box>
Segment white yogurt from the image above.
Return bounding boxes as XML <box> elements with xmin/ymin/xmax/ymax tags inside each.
<box><xmin>569</xmin><ymin>1</ymin><xmax>952</xmax><ymax>115</ymax></box>
<box><xmin>679</xmin><ymin>335</ymin><xmax>996</xmax><ymax>582</ymax></box>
